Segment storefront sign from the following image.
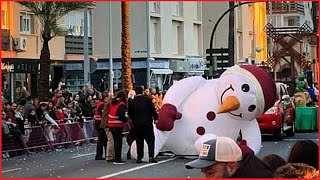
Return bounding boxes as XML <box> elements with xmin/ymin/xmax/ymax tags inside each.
<box><xmin>14</xmin><ymin>63</ymin><xmax>38</xmax><ymax>73</ymax></box>
<box><xmin>65</xmin><ymin>63</ymin><xmax>83</xmax><ymax>71</ymax></box>
<box><xmin>96</xmin><ymin>61</ymin><xmax>148</xmax><ymax>70</ymax></box>
<box><xmin>187</xmin><ymin>58</ymin><xmax>207</xmax><ymax>71</ymax></box>
<box><xmin>149</xmin><ymin>61</ymin><xmax>169</xmax><ymax>69</ymax></box>
<box><xmin>1</xmin><ymin>62</ymin><xmax>14</xmax><ymax>72</ymax></box>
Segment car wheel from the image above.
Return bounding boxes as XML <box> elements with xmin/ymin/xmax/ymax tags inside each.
<box><xmin>286</xmin><ymin>120</ymin><xmax>295</xmax><ymax>137</ymax></box>
<box><xmin>273</xmin><ymin>119</ymin><xmax>284</xmax><ymax>140</ymax></box>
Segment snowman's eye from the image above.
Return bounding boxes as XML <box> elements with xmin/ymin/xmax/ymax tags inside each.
<box><xmin>241</xmin><ymin>84</ymin><xmax>250</xmax><ymax>92</ymax></box>
<box><xmin>248</xmin><ymin>105</ymin><xmax>256</xmax><ymax>112</ymax></box>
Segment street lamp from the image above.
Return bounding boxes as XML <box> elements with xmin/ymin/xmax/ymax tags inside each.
<box><xmin>83</xmin><ymin>7</ymin><xmax>90</xmax><ymax>86</ymax></box>
<box><xmin>109</xmin><ymin>2</ymin><xmax>114</xmax><ymax>94</ymax></box>
<box><xmin>146</xmin><ymin>2</ymin><xmax>151</xmax><ymax>88</ymax></box>
<box><xmin>208</xmin><ymin>2</ymin><xmax>254</xmax><ymax>71</ymax></box>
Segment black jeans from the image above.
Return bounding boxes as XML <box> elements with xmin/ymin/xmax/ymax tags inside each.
<box><xmin>135</xmin><ymin>125</ymin><xmax>155</xmax><ymax>160</ymax></box>
<box><xmin>110</xmin><ymin>127</ymin><xmax>124</xmax><ymax>162</ymax></box>
<box><xmin>96</xmin><ymin>128</ymin><xmax>107</xmax><ymax>159</ymax></box>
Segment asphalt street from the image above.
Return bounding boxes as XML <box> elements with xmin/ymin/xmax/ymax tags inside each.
<box><xmin>2</xmin><ymin>132</ymin><xmax>318</xmax><ymax>178</ymax></box>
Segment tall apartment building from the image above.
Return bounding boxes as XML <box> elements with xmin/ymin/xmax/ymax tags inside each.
<box><xmin>202</xmin><ymin>2</ymin><xmax>267</xmax><ymax>64</ymax></box>
<box><xmin>93</xmin><ymin>2</ymin><xmax>204</xmax><ymax>90</ymax></box>
<box><xmin>266</xmin><ymin>2</ymin><xmax>316</xmax><ymax>83</ymax></box>
<box><xmin>1</xmin><ymin>2</ymin><xmax>95</xmax><ymax>101</ymax></box>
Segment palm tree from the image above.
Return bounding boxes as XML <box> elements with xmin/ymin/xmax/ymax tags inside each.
<box><xmin>121</xmin><ymin>2</ymin><xmax>133</xmax><ymax>92</ymax></box>
<box><xmin>19</xmin><ymin>2</ymin><xmax>94</xmax><ymax>101</ymax></box>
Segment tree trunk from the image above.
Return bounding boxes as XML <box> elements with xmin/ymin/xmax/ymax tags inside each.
<box><xmin>38</xmin><ymin>36</ymin><xmax>51</xmax><ymax>101</ymax></box>
<box><xmin>228</xmin><ymin>2</ymin><xmax>235</xmax><ymax>66</ymax></box>
<box><xmin>121</xmin><ymin>1</ymin><xmax>133</xmax><ymax>92</ymax></box>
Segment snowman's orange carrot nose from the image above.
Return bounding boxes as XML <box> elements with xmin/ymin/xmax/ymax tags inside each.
<box><xmin>216</xmin><ymin>96</ymin><xmax>240</xmax><ymax>114</ymax></box>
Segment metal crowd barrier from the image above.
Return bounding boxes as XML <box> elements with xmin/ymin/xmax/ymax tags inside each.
<box><xmin>2</xmin><ymin>121</ymin><xmax>92</xmax><ymax>155</ymax></box>
<box><xmin>2</xmin><ymin>126</ymin><xmax>50</xmax><ymax>153</ymax></box>
<box><xmin>2</xmin><ymin>117</ymin><xmax>132</xmax><ymax>156</ymax></box>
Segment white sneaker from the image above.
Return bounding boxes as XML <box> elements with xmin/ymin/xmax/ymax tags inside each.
<box><xmin>113</xmin><ymin>161</ymin><xmax>125</xmax><ymax>165</ymax></box>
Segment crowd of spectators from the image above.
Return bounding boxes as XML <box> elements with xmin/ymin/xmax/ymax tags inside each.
<box><xmin>2</xmin><ymin>83</ymin><xmax>166</xmax><ymax>159</ymax></box>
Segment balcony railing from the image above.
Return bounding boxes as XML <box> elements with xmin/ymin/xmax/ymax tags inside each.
<box><xmin>267</xmin><ymin>2</ymin><xmax>305</xmax><ymax>15</ymax></box>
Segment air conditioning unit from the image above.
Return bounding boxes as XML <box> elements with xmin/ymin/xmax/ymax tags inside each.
<box><xmin>14</xmin><ymin>37</ymin><xmax>27</xmax><ymax>51</ymax></box>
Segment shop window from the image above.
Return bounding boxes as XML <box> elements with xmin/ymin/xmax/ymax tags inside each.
<box><xmin>65</xmin><ymin>75</ymin><xmax>84</xmax><ymax>93</ymax></box>
<box><xmin>20</xmin><ymin>12</ymin><xmax>35</xmax><ymax>34</ymax></box>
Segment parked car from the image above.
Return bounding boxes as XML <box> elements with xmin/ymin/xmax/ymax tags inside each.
<box><xmin>256</xmin><ymin>82</ymin><xmax>295</xmax><ymax>140</ymax></box>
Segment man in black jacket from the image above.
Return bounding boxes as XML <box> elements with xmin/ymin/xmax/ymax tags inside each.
<box><xmin>128</xmin><ymin>86</ymin><xmax>158</xmax><ymax>163</ymax></box>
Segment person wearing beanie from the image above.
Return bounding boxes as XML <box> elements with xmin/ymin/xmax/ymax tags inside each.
<box><xmin>144</xmin><ymin>64</ymin><xmax>277</xmax><ymax>159</ymax></box>
<box><xmin>185</xmin><ymin>137</ymin><xmax>274</xmax><ymax>178</ymax></box>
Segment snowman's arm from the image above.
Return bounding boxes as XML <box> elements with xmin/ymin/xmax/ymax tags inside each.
<box><xmin>163</xmin><ymin>76</ymin><xmax>206</xmax><ymax>107</ymax></box>
<box><xmin>240</xmin><ymin>119</ymin><xmax>261</xmax><ymax>155</ymax></box>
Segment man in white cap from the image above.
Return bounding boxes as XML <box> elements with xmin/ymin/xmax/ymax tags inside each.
<box><xmin>185</xmin><ymin>136</ymin><xmax>274</xmax><ymax>178</ymax></box>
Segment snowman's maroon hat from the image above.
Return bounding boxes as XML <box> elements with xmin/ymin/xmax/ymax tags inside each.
<box><xmin>224</xmin><ymin>65</ymin><xmax>277</xmax><ymax>114</ymax></box>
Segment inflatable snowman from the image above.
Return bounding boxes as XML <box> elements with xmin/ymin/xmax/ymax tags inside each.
<box><xmin>131</xmin><ymin>65</ymin><xmax>276</xmax><ymax>160</ymax></box>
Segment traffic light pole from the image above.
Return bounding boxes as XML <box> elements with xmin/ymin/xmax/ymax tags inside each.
<box><xmin>209</xmin><ymin>2</ymin><xmax>254</xmax><ymax>70</ymax></box>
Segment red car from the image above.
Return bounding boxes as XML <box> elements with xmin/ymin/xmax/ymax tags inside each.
<box><xmin>256</xmin><ymin>82</ymin><xmax>295</xmax><ymax>140</ymax></box>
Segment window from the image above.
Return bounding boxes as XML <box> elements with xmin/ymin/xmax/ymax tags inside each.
<box><xmin>150</xmin><ymin>17</ymin><xmax>161</xmax><ymax>54</ymax></box>
<box><xmin>2</xmin><ymin>10</ymin><xmax>7</xmax><ymax>28</ymax></box>
<box><xmin>172</xmin><ymin>21</ymin><xmax>183</xmax><ymax>55</ymax></box>
<box><xmin>288</xmin><ymin>18</ymin><xmax>295</xmax><ymax>26</ymax></box>
<box><xmin>172</xmin><ymin>2</ymin><xmax>183</xmax><ymax>17</ymax></box>
<box><xmin>276</xmin><ymin>15</ymin><xmax>282</xmax><ymax>27</ymax></box>
<box><xmin>64</xmin><ymin>10</ymin><xmax>91</xmax><ymax>37</ymax></box>
<box><xmin>237</xmin><ymin>6</ymin><xmax>243</xmax><ymax>29</ymax></box>
<box><xmin>20</xmin><ymin>12</ymin><xmax>34</xmax><ymax>34</ymax></box>
<box><xmin>193</xmin><ymin>24</ymin><xmax>201</xmax><ymax>55</ymax></box>
<box><xmin>196</xmin><ymin>2</ymin><xmax>201</xmax><ymax>21</ymax></box>
<box><xmin>150</xmin><ymin>1</ymin><xmax>160</xmax><ymax>14</ymax></box>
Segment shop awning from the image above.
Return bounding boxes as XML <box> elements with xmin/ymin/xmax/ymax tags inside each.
<box><xmin>151</xmin><ymin>69</ymin><xmax>173</xmax><ymax>75</ymax></box>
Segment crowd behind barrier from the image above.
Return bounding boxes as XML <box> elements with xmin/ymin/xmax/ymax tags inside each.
<box><xmin>2</xmin><ymin>119</ymin><xmax>97</xmax><ymax>156</ymax></box>
<box><xmin>2</xmin><ymin>83</ymin><xmax>165</xmax><ymax>158</ymax></box>
<box><xmin>2</xmin><ymin>118</ymin><xmax>131</xmax><ymax>157</ymax></box>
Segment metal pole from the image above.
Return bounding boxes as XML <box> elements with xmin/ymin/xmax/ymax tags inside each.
<box><xmin>146</xmin><ymin>2</ymin><xmax>151</xmax><ymax>88</ymax></box>
<box><xmin>209</xmin><ymin>2</ymin><xmax>254</xmax><ymax>70</ymax></box>
<box><xmin>10</xmin><ymin>73</ymin><xmax>14</xmax><ymax>102</ymax></box>
<box><xmin>109</xmin><ymin>2</ymin><xmax>114</xmax><ymax>94</ymax></box>
<box><xmin>83</xmin><ymin>8</ymin><xmax>90</xmax><ymax>85</ymax></box>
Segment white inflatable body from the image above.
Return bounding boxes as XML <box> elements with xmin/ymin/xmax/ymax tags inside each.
<box><xmin>131</xmin><ymin>65</ymin><xmax>263</xmax><ymax>161</ymax></box>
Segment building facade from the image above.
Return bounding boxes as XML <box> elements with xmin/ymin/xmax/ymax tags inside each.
<box><xmin>1</xmin><ymin>2</ymin><xmax>95</xmax><ymax>101</ymax></box>
<box><xmin>202</xmin><ymin>2</ymin><xmax>267</xmax><ymax>76</ymax></box>
<box><xmin>1</xmin><ymin>2</ymin><xmax>66</xmax><ymax>102</ymax></box>
<box><xmin>266</xmin><ymin>2</ymin><xmax>316</xmax><ymax>83</ymax></box>
<box><xmin>92</xmin><ymin>2</ymin><xmax>204</xmax><ymax>90</ymax></box>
